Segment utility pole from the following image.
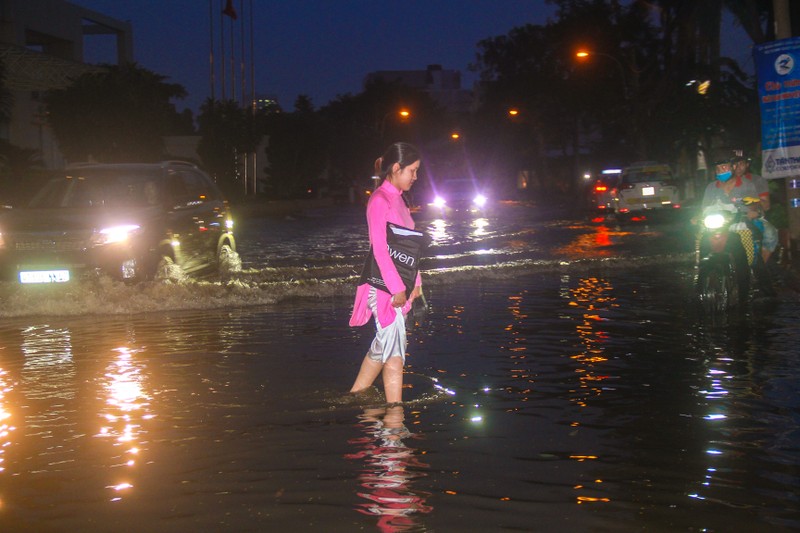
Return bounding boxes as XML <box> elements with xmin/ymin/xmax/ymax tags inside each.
<box><xmin>773</xmin><ymin>0</ymin><xmax>800</xmax><ymax>258</ymax></box>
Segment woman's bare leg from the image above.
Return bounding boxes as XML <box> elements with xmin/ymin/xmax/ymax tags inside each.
<box><xmin>350</xmin><ymin>354</ymin><xmax>383</xmax><ymax>393</ymax></box>
<box><xmin>382</xmin><ymin>356</ymin><xmax>404</xmax><ymax>404</ymax></box>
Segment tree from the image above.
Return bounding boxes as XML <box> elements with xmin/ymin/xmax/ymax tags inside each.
<box><xmin>319</xmin><ymin>80</ymin><xmax>447</xmax><ymax>197</ymax></box>
<box><xmin>472</xmin><ymin>1</ymin><xmax>642</xmax><ymax>195</ymax></box>
<box><xmin>196</xmin><ymin>98</ymin><xmax>262</xmax><ymax>198</ymax></box>
<box><xmin>472</xmin><ymin>0</ymin><xmax>766</xmax><ymax>194</ymax></box>
<box><xmin>261</xmin><ymin>95</ymin><xmax>327</xmax><ymax>198</ymax></box>
<box><xmin>259</xmin><ymin>82</ymin><xmax>447</xmax><ymax>200</ymax></box>
<box><xmin>45</xmin><ymin>62</ymin><xmax>188</xmax><ymax>163</ymax></box>
<box><xmin>0</xmin><ymin>60</ymin><xmax>11</xmax><ymax>122</ymax></box>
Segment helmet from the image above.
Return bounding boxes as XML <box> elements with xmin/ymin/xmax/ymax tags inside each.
<box><xmin>729</xmin><ymin>150</ymin><xmax>748</xmax><ymax>165</ymax></box>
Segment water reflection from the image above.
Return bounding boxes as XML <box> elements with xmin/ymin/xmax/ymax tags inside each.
<box><xmin>96</xmin><ymin>347</ymin><xmax>153</xmax><ymax>501</ymax></box>
<box><xmin>0</xmin><ymin>367</ymin><xmax>14</xmax><ymax>474</ymax></box>
<box><xmin>427</xmin><ymin>219</ymin><xmax>448</xmax><ymax>245</ymax></box>
<box><xmin>553</xmin><ymin>223</ymin><xmax>632</xmax><ymax>259</ymax></box>
<box><xmin>345</xmin><ymin>405</ymin><xmax>432</xmax><ymax>531</ymax></box>
<box><xmin>563</xmin><ymin>275</ymin><xmax>616</xmax><ymax>407</ymax></box>
<box><xmin>424</xmin><ymin>216</ymin><xmax>491</xmax><ymax>245</ymax></box>
<box><xmin>689</xmin><ymin>349</ymin><xmax>735</xmax><ymax>504</ymax></box>
<box><xmin>21</xmin><ymin>326</ymin><xmax>76</xmax><ymax>400</ymax></box>
<box><xmin>503</xmin><ymin>290</ymin><xmax>533</xmax><ymax>406</ymax></box>
<box><xmin>471</xmin><ymin>217</ymin><xmax>489</xmax><ymax>238</ymax></box>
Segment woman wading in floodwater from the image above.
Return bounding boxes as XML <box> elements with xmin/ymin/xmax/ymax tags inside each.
<box><xmin>349</xmin><ymin>142</ymin><xmax>423</xmax><ymax>404</ymax></box>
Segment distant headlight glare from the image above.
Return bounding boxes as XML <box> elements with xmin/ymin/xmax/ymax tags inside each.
<box><xmin>433</xmin><ymin>196</ymin><xmax>446</xmax><ymax>208</ymax></box>
<box><xmin>473</xmin><ymin>194</ymin><xmax>487</xmax><ymax>207</ymax></box>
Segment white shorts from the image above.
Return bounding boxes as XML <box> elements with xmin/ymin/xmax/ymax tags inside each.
<box><xmin>366</xmin><ymin>287</ymin><xmax>407</xmax><ymax>364</ymax></box>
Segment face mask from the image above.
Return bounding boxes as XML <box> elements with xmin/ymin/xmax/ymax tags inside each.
<box><xmin>716</xmin><ymin>171</ymin><xmax>732</xmax><ymax>182</ymax></box>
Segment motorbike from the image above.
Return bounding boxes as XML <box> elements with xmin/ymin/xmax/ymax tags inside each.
<box><xmin>694</xmin><ymin>200</ymin><xmax>771</xmax><ymax>314</ymax></box>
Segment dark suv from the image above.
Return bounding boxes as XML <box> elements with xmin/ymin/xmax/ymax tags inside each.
<box><xmin>0</xmin><ymin>161</ymin><xmax>239</xmax><ymax>283</ymax></box>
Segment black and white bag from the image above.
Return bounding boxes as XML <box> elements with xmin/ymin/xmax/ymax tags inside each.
<box><xmin>359</xmin><ymin>222</ymin><xmax>427</xmax><ymax>297</ymax></box>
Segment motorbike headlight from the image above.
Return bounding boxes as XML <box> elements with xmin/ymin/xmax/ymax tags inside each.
<box><xmin>92</xmin><ymin>224</ymin><xmax>141</xmax><ymax>246</ymax></box>
<box><xmin>473</xmin><ymin>194</ymin><xmax>487</xmax><ymax>207</ymax></box>
<box><xmin>432</xmin><ymin>196</ymin><xmax>446</xmax><ymax>208</ymax></box>
<box><xmin>703</xmin><ymin>213</ymin><xmax>726</xmax><ymax>230</ymax></box>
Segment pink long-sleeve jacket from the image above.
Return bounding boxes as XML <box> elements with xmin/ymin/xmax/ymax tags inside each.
<box><xmin>349</xmin><ymin>179</ymin><xmax>421</xmax><ymax>328</ymax></box>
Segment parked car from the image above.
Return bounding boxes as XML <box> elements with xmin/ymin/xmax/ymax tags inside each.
<box><xmin>0</xmin><ymin>161</ymin><xmax>239</xmax><ymax>284</ymax></box>
<box><xmin>609</xmin><ymin>162</ymin><xmax>681</xmax><ymax>217</ymax></box>
<box><xmin>587</xmin><ymin>169</ymin><xmax>621</xmax><ymax>214</ymax></box>
<box><xmin>428</xmin><ymin>178</ymin><xmax>489</xmax><ymax>214</ymax></box>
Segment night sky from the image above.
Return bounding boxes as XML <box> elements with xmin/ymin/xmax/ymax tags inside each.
<box><xmin>72</xmin><ymin>0</ymin><xmax>559</xmax><ymax>114</ymax></box>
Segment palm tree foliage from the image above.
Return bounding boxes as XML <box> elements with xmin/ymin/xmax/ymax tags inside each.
<box><xmin>45</xmin><ymin>62</ymin><xmax>189</xmax><ymax>163</ymax></box>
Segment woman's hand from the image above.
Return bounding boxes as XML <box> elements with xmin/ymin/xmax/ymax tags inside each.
<box><xmin>410</xmin><ymin>286</ymin><xmax>421</xmax><ymax>302</ymax></box>
<box><xmin>391</xmin><ymin>291</ymin><xmax>407</xmax><ymax>308</ymax></box>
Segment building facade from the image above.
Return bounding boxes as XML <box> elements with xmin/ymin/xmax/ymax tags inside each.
<box><xmin>364</xmin><ymin>64</ymin><xmax>473</xmax><ymax>115</ymax></box>
<box><xmin>0</xmin><ymin>0</ymin><xmax>132</xmax><ymax>168</ymax></box>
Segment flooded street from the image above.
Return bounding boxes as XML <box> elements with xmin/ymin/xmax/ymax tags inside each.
<box><xmin>0</xmin><ymin>201</ymin><xmax>798</xmax><ymax>532</ymax></box>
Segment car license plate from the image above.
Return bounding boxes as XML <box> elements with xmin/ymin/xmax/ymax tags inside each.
<box><xmin>642</xmin><ymin>186</ymin><xmax>655</xmax><ymax>196</ymax></box>
<box><xmin>19</xmin><ymin>270</ymin><xmax>70</xmax><ymax>284</ymax></box>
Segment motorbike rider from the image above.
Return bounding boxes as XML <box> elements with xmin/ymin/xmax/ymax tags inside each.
<box><xmin>700</xmin><ymin>158</ymin><xmax>776</xmax><ymax>296</ymax></box>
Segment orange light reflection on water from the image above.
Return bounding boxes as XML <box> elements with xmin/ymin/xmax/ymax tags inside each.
<box><xmin>563</xmin><ymin>275</ymin><xmax>617</xmax><ymax>505</ymax></box>
<box><xmin>553</xmin><ymin>223</ymin><xmax>632</xmax><ymax>259</ymax></box>
<box><xmin>96</xmin><ymin>347</ymin><xmax>153</xmax><ymax>500</ymax></box>
<box><xmin>565</xmin><ymin>277</ymin><xmax>616</xmax><ymax>401</ymax></box>
<box><xmin>0</xmin><ymin>369</ymin><xmax>15</xmax><ymax>474</ymax></box>
<box><xmin>504</xmin><ymin>291</ymin><xmax>532</xmax><ymax>396</ymax></box>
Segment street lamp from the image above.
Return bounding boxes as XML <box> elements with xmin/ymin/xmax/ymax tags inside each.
<box><xmin>576</xmin><ymin>48</ymin><xmax>646</xmax><ymax>157</ymax></box>
<box><xmin>575</xmin><ymin>49</ymin><xmax>629</xmax><ymax>98</ymax></box>
<box><xmin>372</xmin><ymin>109</ymin><xmax>412</xmax><ymax>190</ymax></box>
<box><xmin>379</xmin><ymin>108</ymin><xmax>411</xmax><ymax>139</ymax></box>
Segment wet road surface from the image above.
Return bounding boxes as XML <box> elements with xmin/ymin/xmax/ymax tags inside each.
<box><xmin>0</xmin><ymin>200</ymin><xmax>797</xmax><ymax>532</ymax></box>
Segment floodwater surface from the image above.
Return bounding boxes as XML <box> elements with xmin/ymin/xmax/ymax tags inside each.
<box><xmin>0</xmin><ymin>201</ymin><xmax>797</xmax><ymax>532</ymax></box>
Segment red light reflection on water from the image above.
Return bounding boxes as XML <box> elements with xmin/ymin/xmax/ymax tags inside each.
<box><xmin>553</xmin><ymin>223</ymin><xmax>633</xmax><ymax>259</ymax></box>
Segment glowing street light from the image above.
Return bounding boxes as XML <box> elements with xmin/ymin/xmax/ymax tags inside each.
<box><xmin>379</xmin><ymin>108</ymin><xmax>412</xmax><ymax>138</ymax></box>
<box><xmin>575</xmin><ymin>49</ymin><xmax>629</xmax><ymax>98</ymax></box>
<box><xmin>576</xmin><ymin>48</ymin><xmax>646</xmax><ymax>157</ymax></box>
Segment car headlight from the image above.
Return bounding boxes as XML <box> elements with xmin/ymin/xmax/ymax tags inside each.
<box><xmin>702</xmin><ymin>213</ymin><xmax>726</xmax><ymax>230</ymax></box>
<box><xmin>92</xmin><ymin>224</ymin><xmax>141</xmax><ymax>245</ymax></box>
<box><xmin>473</xmin><ymin>194</ymin><xmax>487</xmax><ymax>207</ymax></box>
<box><xmin>433</xmin><ymin>196</ymin><xmax>446</xmax><ymax>208</ymax></box>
